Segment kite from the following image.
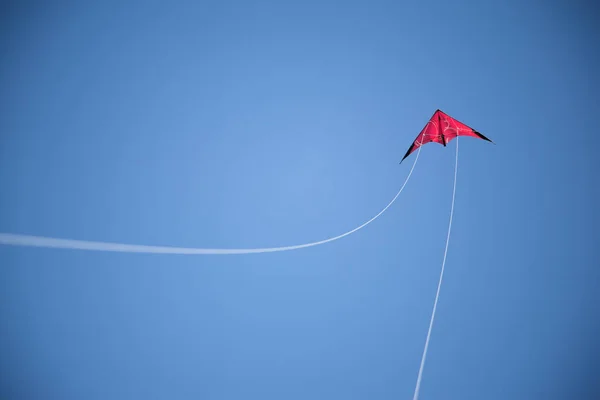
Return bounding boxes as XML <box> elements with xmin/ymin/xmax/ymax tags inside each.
<box><xmin>0</xmin><ymin>107</ymin><xmax>494</xmax><ymax>400</ymax></box>
<box><xmin>401</xmin><ymin>109</ymin><xmax>493</xmax><ymax>163</ymax></box>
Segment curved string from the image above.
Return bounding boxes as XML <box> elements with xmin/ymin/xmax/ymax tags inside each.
<box><xmin>0</xmin><ymin>145</ymin><xmax>423</xmax><ymax>255</ymax></box>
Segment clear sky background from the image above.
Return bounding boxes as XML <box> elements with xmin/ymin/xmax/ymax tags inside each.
<box><xmin>1</xmin><ymin>1</ymin><xmax>598</xmax><ymax>399</ymax></box>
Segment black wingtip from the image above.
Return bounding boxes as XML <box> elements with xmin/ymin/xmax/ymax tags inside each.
<box><xmin>473</xmin><ymin>130</ymin><xmax>494</xmax><ymax>144</ymax></box>
<box><xmin>399</xmin><ymin>143</ymin><xmax>414</xmax><ymax>164</ymax></box>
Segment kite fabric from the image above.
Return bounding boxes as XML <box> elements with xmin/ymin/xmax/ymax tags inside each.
<box><xmin>401</xmin><ymin>109</ymin><xmax>493</xmax><ymax>163</ymax></box>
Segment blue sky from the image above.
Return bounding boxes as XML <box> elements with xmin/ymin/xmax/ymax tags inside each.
<box><xmin>1</xmin><ymin>1</ymin><xmax>598</xmax><ymax>399</ymax></box>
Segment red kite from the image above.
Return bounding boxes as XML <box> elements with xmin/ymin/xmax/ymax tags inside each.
<box><xmin>401</xmin><ymin>109</ymin><xmax>493</xmax><ymax>163</ymax></box>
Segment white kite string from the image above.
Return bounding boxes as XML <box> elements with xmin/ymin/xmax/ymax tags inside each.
<box><xmin>0</xmin><ymin>145</ymin><xmax>422</xmax><ymax>255</ymax></box>
<box><xmin>412</xmin><ymin>137</ymin><xmax>459</xmax><ymax>400</ymax></box>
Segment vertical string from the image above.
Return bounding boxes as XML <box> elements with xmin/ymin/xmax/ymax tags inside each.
<box><xmin>412</xmin><ymin>137</ymin><xmax>459</xmax><ymax>400</ymax></box>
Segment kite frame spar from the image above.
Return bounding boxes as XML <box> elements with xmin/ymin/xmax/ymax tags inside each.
<box><xmin>0</xmin><ymin>144</ymin><xmax>424</xmax><ymax>255</ymax></box>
